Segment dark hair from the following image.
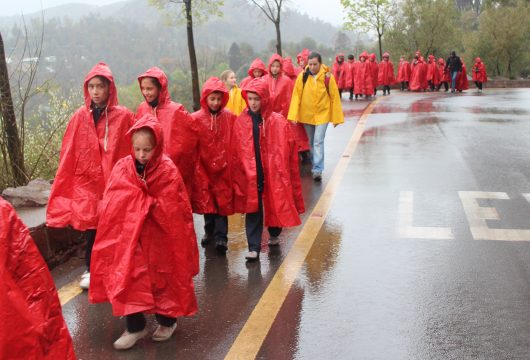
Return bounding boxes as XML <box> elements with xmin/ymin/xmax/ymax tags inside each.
<box><xmin>451</xmin><ymin>51</ymin><xmax>456</xmax><ymax>56</ymax></box>
<box><xmin>141</xmin><ymin>76</ymin><xmax>162</xmax><ymax>90</ymax></box>
<box><xmin>347</xmin><ymin>54</ymin><xmax>354</xmax><ymax>60</ymax></box>
<box><xmin>308</xmin><ymin>52</ymin><xmax>322</xmax><ymax>63</ymax></box>
<box><xmin>89</xmin><ymin>75</ymin><xmax>110</xmax><ymax>86</ymax></box>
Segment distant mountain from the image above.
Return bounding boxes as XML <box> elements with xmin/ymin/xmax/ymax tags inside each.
<box><xmin>0</xmin><ymin>0</ymin><xmax>353</xmax><ymax>52</ymax></box>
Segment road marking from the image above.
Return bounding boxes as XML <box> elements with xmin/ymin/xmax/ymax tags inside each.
<box><xmin>224</xmin><ymin>99</ymin><xmax>381</xmax><ymax>360</ymax></box>
<box><xmin>397</xmin><ymin>191</ymin><xmax>454</xmax><ymax>239</ymax></box>
<box><xmin>58</xmin><ymin>279</ymin><xmax>83</xmax><ymax>306</ymax></box>
<box><xmin>459</xmin><ymin>191</ymin><xmax>530</xmax><ymax>241</ymax></box>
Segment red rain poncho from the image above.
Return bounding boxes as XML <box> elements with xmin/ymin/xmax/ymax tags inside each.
<box><xmin>295</xmin><ymin>48</ymin><xmax>311</xmax><ymax>75</ymax></box>
<box><xmin>1</xmin><ymin>198</ymin><xmax>76</xmax><ymax>360</ymax></box>
<box><xmin>263</xmin><ymin>53</ymin><xmax>294</xmax><ymax>118</ymax></box>
<box><xmin>191</xmin><ymin>77</ymin><xmax>236</xmax><ymax>215</ymax></box>
<box><xmin>47</xmin><ymin>62</ymin><xmax>134</xmax><ymax>231</ymax></box>
<box><xmin>409</xmin><ymin>56</ymin><xmax>426</xmax><ymax>91</ymax></box>
<box><xmin>332</xmin><ymin>53</ymin><xmax>348</xmax><ymax>90</ymax></box>
<box><xmin>369</xmin><ymin>53</ymin><xmax>379</xmax><ymax>89</ymax></box>
<box><xmin>136</xmin><ymin>67</ymin><xmax>199</xmax><ymax>197</ymax></box>
<box><xmin>89</xmin><ymin>114</ymin><xmax>199</xmax><ymax>318</ymax></box>
<box><xmin>353</xmin><ymin>52</ymin><xmax>374</xmax><ymax>96</ymax></box>
<box><xmin>240</xmin><ymin>58</ymin><xmax>267</xmax><ymax>89</ymax></box>
<box><xmin>456</xmin><ymin>62</ymin><xmax>469</xmax><ymax>91</ymax></box>
<box><xmin>397</xmin><ymin>59</ymin><xmax>411</xmax><ymax>82</ymax></box>
<box><xmin>282</xmin><ymin>57</ymin><xmax>298</xmax><ymax>80</ymax></box>
<box><xmin>438</xmin><ymin>58</ymin><xmax>450</xmax><ymax>83</ymax></box>
<box><xmin>230</xmin><ymin>78</ymin><xmax>305</xmax><ymax>227</ymax></box>
<box><xmin>344</xmin><ymin>57</ymin><xmax>355</xmax><ymax>90</ymax></box>
<box><xmin>426</xmin><ymin>55</ymin><xmax>440</xmax><ymax>86</ymax></box>
<box><xmin>378</xmin><ymin>53</ymin><xmax>396</xmax><ymax>86</ymax></box>
<box><xmin>472</xmin><ymin>58</ymin><xmax>488</xmax><ymax>83</ymax></box>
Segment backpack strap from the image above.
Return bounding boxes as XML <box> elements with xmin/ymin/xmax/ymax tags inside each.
<box><xmin>302</xmin><ymin>69</ymin><xmax>331</xmax><ymax>95</ymax></box>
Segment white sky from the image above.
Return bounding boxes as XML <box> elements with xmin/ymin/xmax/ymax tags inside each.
<box><xmin>0</xmin><ymin>0</ymin><xmax>345</xmax><ymax>26</ymax></box>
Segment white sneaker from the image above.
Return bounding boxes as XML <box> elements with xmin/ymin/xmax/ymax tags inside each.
<box><xmin>79</xmin><ymin>271</ymin><xmax>90</xmax><ymax>290</ymax></box>
<box><xmin>152</xmin><ymin>323</ymin><xmax>177</xmax><ymax>342</ymax></box>
<box><xmin>245</xmin><ymin>251</ymin><xmax>259</xmax><ymax>261</ymax></box>
<box><xmin>113</xmin><ymin>328</ymin><xmax>148</xmax><ymax>350</ymax></box>
<box><xmin>268</xmin><ymin>236</ymin><xmax>280</xmax><ymax>246</ymax></box>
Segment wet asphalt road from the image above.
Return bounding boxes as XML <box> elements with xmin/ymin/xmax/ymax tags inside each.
<box><xmin>51</xmin><ymin>88</ymin><xmax>530</xmax><ymax>360</ymax></box>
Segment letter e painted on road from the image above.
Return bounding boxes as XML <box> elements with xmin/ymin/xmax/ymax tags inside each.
<box><xmin>459</xmin><ymin>191</ymin><xmax>530</xmax><ymax>241</ymax></box>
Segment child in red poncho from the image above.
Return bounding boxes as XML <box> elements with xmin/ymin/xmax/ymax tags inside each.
<box><xmin>191</xmin><ymin>77</ymin><xmax>236</xmax><ymax>254</ymax></box>
<box><xmin>89</xmin><ymin>114</ymin><xmax>199</xmax><ymax>350</ymax></box>
<box><xmin>230</xmin><ymin>78</ymin><xmax>305</xmax><ymax>261</ymax></box>
<box><xmin>136</xmin><ymin>67</ymin><xmax>199</xmax><ymax>198</ymax></box>
<box><xmin>1</xmin><ymin>198</ymin><xmax>76</xmax><ymax>360</ymax></box>
<box><xmin>46</xmin><ymin>62</ymin><xmax>134</xmax><ymax>291</ymax></box>
<box><xmin>472</xmin><ymin>57</ymin><xmax>488</xmax><ymax>93</ymax></box>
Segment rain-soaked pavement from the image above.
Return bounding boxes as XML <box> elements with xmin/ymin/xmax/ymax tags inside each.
<box><xmin>49</xmin><ymin>88</ymin><xmax>530</xmax><ymax>359</ymax></box>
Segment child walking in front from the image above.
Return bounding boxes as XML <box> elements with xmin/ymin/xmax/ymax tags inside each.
<box><xmin>230</xmin><ymin>78</ymin><xmax>305</xmax><ymax>260</ymax></box>
<box><xmin>89</xmin><ymin>114</ymin><xmax>199</xmax><ymax>350</ymax></box>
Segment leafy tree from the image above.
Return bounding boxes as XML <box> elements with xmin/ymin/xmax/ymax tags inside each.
<box><xmin>340</xmin><ymin>0</ymin><xmax>396</xmax><ymax>60</ymax></box>
<box><xmin>248</xmin><ymin>0</ymin><xmax>286</xmax><ymax>55</ymax></box>
<box><xmin>228</xmin><ymin>42</ymin><xmax>242</xmax><ymax>72</ymax></box>
<box><xmin>385</xmin><ymin>0</ymin><xmax>461</xmax><ymax>60</ymax></box>
<box><xmin>474</xmin><ymin>0</ymin><xmax>529</xmax><ymax>78</ymax></box>
<box><xmin>149</xmin><ymin>0</ymin><xmax>224</xmax><ymax>111</ymax></box>
<box><xmin>334</xmin><ymin>31</ymin><xmax>352</xmax><ymax>53</ymax></box>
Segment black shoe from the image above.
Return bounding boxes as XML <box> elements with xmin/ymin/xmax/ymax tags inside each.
<box><xmin>312</xmin><ymin>172</ymin><xmax>322</xmax><ymax>182</ymax></box>
<box><xmin>201</xmin><ymin>233</ymin><xmax>213</xmax><ymax>245</ymax></box>
<box><xmin>215</xmin><ymin>239</ymin><xmax>228</xmax><ymax>254</ymax></box>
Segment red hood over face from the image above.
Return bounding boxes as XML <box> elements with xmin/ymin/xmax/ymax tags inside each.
<box><xmin>297</xmin><ymin>48</ymin><xmax>311</xmax><ymax>66</ymax></box>
<box><xmin>359</xmin><ymin>51</ymin><xmax>369</xmax><ymax>61</ymax></box>
<box><xmin>282</xmin><ymin>57</ymin><xmax>296</xmax><ymax>77</ymax></box>
<box><xmin>84</xmin><ymin>62</ymin><xmax>118</xmax><ymax>109</ymax></box>
<box><xmin>137</xmin><ymin>67</ymin><xmax>171</xmax><ymax>106</ymax></box>
<box><xmin>127</xmin><ymin>114</ymin><xmax>164</xmax><ymax>170</ymax></box>
<box><xmin>247</xmin><ymin>58</ymin><xmax>268</xmax><ymax>78</ymax></box>
<box><xmin>242</xmin><ymin>78</ymin><xmax>271</xmax><ymax>118</ymax></box>
<box><xmin>475</xmin><ymin>57</ymin><xmax>482</xmax><ymax>63</ymax></box>
<box><xmin>268</xmin><ymin>53</ymin><xmax>284</xmax><ymax>74</ymax></box>
<box><xmin>200</xmin><ymin>77</ymin><xmax>229</xmax><ymax>111</ymax></box>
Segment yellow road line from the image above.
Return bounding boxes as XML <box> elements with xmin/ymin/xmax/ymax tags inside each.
<box><xmin>224</xmin><ymin>98</ymin><xmax>381</xmax><ymax>360</ymax></box>
<box><xmin>58</xmin><ymin>279</ymin><xmax>84</xmax><ymax>306</ymax></box>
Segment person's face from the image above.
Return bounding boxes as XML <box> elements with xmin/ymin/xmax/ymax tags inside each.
<box><xmin>246</xmin><ymin>92</ymin><xmax>261</xmax><ymax>113</ymax></box>
<box><xmin>226</xmin><ymin>72</ymin><xmax>237</xmax><ymax>88</ymax></box>
<box><xmin>253</xmin><ymin>69</ymin><xmax>264</xmax><ymax>78</ymax></box>
<box><xmin>270</xmin><ymin>61</ymin><xmax>281</xmax><ymax>76</ymax></box>
<box><xmin>132</xmin><ymin>133</ymin><xmax>155</xmax><ymax>165</ymax></box>
<box><xmin>383</xmin><ymin>56</ymin><xmax>389</xmax><ymax>62</ymax></box>
<box><xmin>338</xmin><ymin>56</ymin><xmax>344</xmax><ymax>63</ymax></box>
<box><xmin>140</xmin><ymin>78</ymin><xmax>160</xmax><ymax>103</ymax></box>
<box><xmin>308</xmin><ymin>58</ymin><xmax>321</xmax><ymax>75</ymax></box>
<box><xmin>207</xmin><ymin>92</ymin><xmax>223</xmax><ymax>112</ymax></box>
<box><xmin>299</xmin><ymin>58</ymin><xmax>306</xmax><ymax>67</ymax></box>
<box><xmin>360</xmin><ymin>57</ymin><xmax>366</xmax><ymax>63</ymax></box>
<box><xmin>87</xmin><ymin>77</ymin><xmax>109</xmax><ymax>107</ymax></box>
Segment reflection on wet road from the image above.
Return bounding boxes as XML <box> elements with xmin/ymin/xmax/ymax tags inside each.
<box><xmin>52</xmin><ymin>89</ymin><xmax>530</xmax><ymax>359</ymax></box>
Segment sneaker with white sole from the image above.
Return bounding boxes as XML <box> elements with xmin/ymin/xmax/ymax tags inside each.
<box><xmin>152</xmin><ymin>323</ymin><xmax>177</xmax><ymax>342</ymax></box>
<box><xmin>245</xmin><ymin>250</ymin><xmax>259</xmax><ymax>261</ymax></box>
<box><xmin>268</xmin><ymin>236</ymin><xmax>280</xmax><ymax>246</ymax></box>
<box><xmin>113</xmin><ymin>328</ymin><xmax>148</xmax><ymax>350</ymax></box>
<box><xmin>79</xmin><ymin>271</ymin><xmax>90</xmax><ymax>290</ymax></box>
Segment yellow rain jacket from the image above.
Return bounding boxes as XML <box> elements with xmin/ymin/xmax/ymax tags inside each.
<box><xmin>226</xmin><ymin>85</ymin><xmax>246</xmax><ymax>116</ymax></box>
<box><xmin>287</xmin><ymin>64</ymin><xmax>344</xmax><ymax>126</ymax></box>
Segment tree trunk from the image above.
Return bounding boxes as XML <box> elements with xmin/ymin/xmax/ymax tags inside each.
<box><xmin>378</xmin><ymin>33</ymin><xmax>383</xmax><ymax>61</ymax></box>
<box><xmin>0</xmin><ymin>32</ymin><xmax>26</xmax><ymax>186</ymax></box>
<box><xmin>184</xmin><ymin>0</ymin><xmax>200</xmax><ymax>111</ymax></box>
<box><xmin>275</xmin><ymin>19</ymin><xmax>282</xmax><ymax>56</ymax></box>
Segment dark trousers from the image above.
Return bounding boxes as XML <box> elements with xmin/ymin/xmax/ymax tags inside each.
<box><xmin>383</xmin><ymin>85</ymin><xmax>391</xmax><ymax>94</ymax></box>
<box><xmin>204</xmin><ymin>214</ymin><xmax>228</xmax><ymax>241</ymax></box>
<box><xmin>245</xmin><ymin>192</ymin><xmax>282</xmax><ymax>252</ymax></box>
<box><xmin>438</xmin><ymin>82</ymin><xmax>449</xmax><ymax>91</ymax></box>
<box><xmin>349</xmin><ymin>87</ymin><xmax>354</xmax><ymax>99</ymax></box>
<box><xmin>475</xmin><ymin>81</ymin><xmax>483</xmax><ymax>90</ymax></box>
<box><xmin>126</xmin><ymin>313</ymin><xmax>176</xmax><ymax>333</ymax></box>
<box><xmin>401</xmin><ymin>81</ymin><xmax>409</xmax><ymax>91</ymax></box>
<box><xmin>85</xmin><ymin>229</ymin><xmax>96</xmax><ymax>270</ymax></box>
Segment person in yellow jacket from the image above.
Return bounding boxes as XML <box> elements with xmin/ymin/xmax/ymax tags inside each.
<box><xmin>221</xmin><ymin>69</ymin><xmax>246</xmax><ymax>116</ymax></box>
<box><xmin>288</xmin><ymin>52</ymin><xmax>344</xmax><ymax>181</ymax></box>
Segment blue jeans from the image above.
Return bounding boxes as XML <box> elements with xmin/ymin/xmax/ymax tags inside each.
<box><xmin>304</xmin><ymin>123</ymin><xmax>328</xmax><ymax>174</ymax></box>
<box><xmin>451</xmin><ymin>71</ymin><xmax>459</xmax><ymax>91</ymax></box>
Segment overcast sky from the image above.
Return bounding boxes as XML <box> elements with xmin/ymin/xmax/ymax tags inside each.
<box><xmin>0</xmin><ymin>0</ymin><xmax>345</xmax><ymax>26</ymax></box>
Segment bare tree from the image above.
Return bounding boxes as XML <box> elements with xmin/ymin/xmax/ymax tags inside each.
<box><xmin>248</xmin><ymin>0</ymin><xmax>285</xmax><ymax>55</ymax></box>
<box><xmin>149</xmin><ymin>0</ymin><xmax>223</xmax><ymax>111</ymax></box>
